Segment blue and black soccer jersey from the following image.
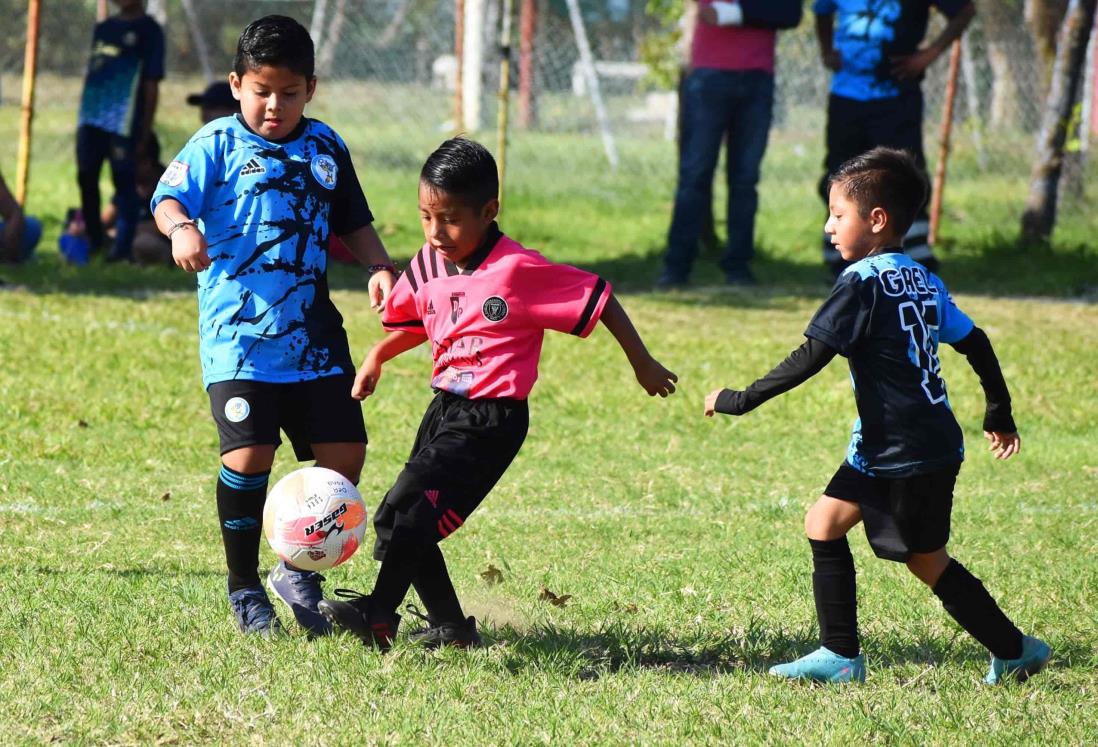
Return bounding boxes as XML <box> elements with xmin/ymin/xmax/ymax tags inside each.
<box><xmin>806</xmin><ymin>250</ymin><xmax>974</xmax><ymax>477</ymax></box>
<box><xmin>812</xmin><ymin>0</ymin><xmax>971</xmax><ymax>101</ymax></box>
<box><xmin>77</xmin><ymin>15</ymin><xmax>165</xmax><ymax>137</ymax></box>
<box><xmin>151</xmin><ymin>115</ymin><xmax>374</xmax><ymax>388</ymax></box>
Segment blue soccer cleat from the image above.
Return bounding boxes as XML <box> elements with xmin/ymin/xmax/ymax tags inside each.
<box><xmin>984</xmin><ymin>635</ymin><xmax>1051</xmax><ymax>685</ymax></box>
<box><xmin>227</xmin><ymin>583</ymin><xmax>282</xmax><ymax>637</ymax></box>
<box><xmin>769</xmin><ymin>646</ymin><xmax>866</xmax><ymax>683</ymax></box>
<box><xmin>267</xmin><ymin>561</ymin><xmax>332</xmax><ymax>637</ymax></box>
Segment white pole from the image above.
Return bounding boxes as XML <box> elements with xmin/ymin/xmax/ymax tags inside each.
<box><xmin>463</xmin><ymin>0</ymin><xmax>487</xmax><ymax>131</ymax></box>
<box><xmin>180</xmin><ymin>0</ymin><xmax>215</xmax><ymax>83</ymax></box>
<box><xmin>564</xmin><ymin>0</ymin><xmax>618</xmax><ymax>170</ymax></box>
<box><xmin>959</xmin><ymin>34</ymin><xmax>987</xmax><ymax>169</ymax></box>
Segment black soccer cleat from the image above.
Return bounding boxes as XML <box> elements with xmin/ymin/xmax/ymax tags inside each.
<box><xmin>317</xmin><ymin>589</ymin><xmax>400</xmax><ymax>651</ymax></box>
<box><xmin>405</xmin><ymin>604</ymin><xmax>482</xmax><ymax>649</ymax></box>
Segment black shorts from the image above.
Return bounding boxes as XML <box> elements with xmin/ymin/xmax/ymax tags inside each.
<box><xmin>208</xmin><ymin>374</ymin><xmax>366</xmax><ymax>461</ymax></box>
<box><xmin>825</xmin><ymin>462</ymin><xmax>960</xmax><ymax>562</ymax></box>
<box><xmin>372</xmin><ymin>391</ymin><xmax>529</xmax><ymax>560</ymax></box>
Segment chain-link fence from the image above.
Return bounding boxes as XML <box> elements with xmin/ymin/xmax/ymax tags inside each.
<box><xmin>0</xmin><ymin>1</ymin><xmax>1094</xmax><ymax>211</ymax></box>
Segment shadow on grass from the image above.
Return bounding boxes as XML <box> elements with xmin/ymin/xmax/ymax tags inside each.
<box><xmin>9</xmin><ymin>565</ymin><xmax>223</xmax><ymax>579</ymax></box>
<box><xmin>485</xmin><ymin>619</ymin><xmax>1087</xmax><ymax>681</ymax></box>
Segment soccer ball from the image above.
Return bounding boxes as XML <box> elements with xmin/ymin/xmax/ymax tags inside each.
<box><xmin>263</xmin><ymin>467</ymin><xmax>368</xmax><ymax>572</ymax></box>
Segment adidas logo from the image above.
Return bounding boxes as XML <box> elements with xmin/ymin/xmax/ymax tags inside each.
<box><xmin>240</xmin><ymin>158</ymin><xmax>266</xmax><ymax>177</ymax></box>
<box><xmin>426</xmin><ymin>300</ymin><xmax>436</xmax><ymax>315</ymax></box>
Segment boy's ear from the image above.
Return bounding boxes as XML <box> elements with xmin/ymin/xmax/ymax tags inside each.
<box><xmin>305</xmin><ymin>77</ymin><xmax>318</xmax><ymax>103</ymax></box>
<box><xmin>228</xmin><ymin>72</ymin><xmax>242</xmax><ymax>100</ymax></box>
<box><xmin>869</xmin><ymin>206</ymin><xmax>889</xmax><ymax>235</ymax></box>
<box><xmin>481</xmin><ymin>198</ymin><xmax>500</xmax><ymax>223</ymax></box>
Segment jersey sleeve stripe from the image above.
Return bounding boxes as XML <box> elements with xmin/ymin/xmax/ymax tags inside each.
<box><xmin>416</xmin><ymin>251</ymin><xmax>430</xmax><ymax>285</ymax></box>
<box><xmin>570</xmin><ymin>278</ymin><xmax>608</xmax><ymax>336</ymax></box>
<box><xmin>402</xmin><ymin>265</ymin><xmax>419</xmax><ymax>293</ymax></box>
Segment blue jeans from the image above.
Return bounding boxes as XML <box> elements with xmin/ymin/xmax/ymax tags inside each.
<box><xmin>663</xmin><ymin>68</ymin><xmax>774</xmax><ymax>282</ymax></box>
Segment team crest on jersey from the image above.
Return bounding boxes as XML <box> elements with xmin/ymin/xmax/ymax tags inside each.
<box><xmin>310</xmin><ymin>155</ymin><xmax>338</xmax><ymax>190</ymax></box>
<box><xmin>159</xmin><ymin>161</ymin><xmax>189</xmax><ymax>187</ymax></box>
<box><xmin>240</xmin><ymin>158</ymin><xmax>266</xmax><ymax>177</ymax></box>
<box><xmin>224</xmin><ymin>397</ymin><xmax>250</xmax><ymax>423</ymax></box>
<box><xmin>123</xmin><ymin>31</ymin><xmax>137</xmax><ymax>47</ymax></box>
<box><xmin>482</xmin><ymin>296</ymin><xmax>508</xmax><ymax>322</ymax></box>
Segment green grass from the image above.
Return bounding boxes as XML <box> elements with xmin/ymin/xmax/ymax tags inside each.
<box><xmin>0</xmin><ymin>82</ymin><xmax>1096</xmax><ymax>744</ymax></box>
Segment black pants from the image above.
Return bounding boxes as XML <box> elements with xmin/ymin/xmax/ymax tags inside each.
<box><xmin>76</xmin><ymin>124</ymin><xmax>138</xmax><ymax>258</ymax></box>
<box><xmin>373</xmin><ymin>391</ymin><xmax>529</xmax><ymax>560</ymax></box>
<box><xmin>819</xmin><ymin>91</ymin><xmax>934</xmax><ymax>267</ymax></box>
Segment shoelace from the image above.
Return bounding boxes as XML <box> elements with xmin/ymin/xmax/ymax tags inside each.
<box><xmin>287</xmin><ymin>570</ymin><xmax>325</xmax><ymax>597</ymax></box>
<box><xmin>404</xmin><ymin>603</ymin><xmax>433</xmax><ymax>625</ymax></box>
<box><xmin>332</xmin><ymin>587</ymin><xmax>368</xmax><ymax>601</ymax></box>
<box><xmin>231</xmin><ymin>591</ymin><xmax>274</xmax><ymax>628</ymax></box>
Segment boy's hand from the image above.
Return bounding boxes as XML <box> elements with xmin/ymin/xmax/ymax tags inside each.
<box><xmin>368</xmin><ymin>269</ymin><xmax>395</xmax><ymax>313</ymax></box>
<box><xmin>634</xmin><ymin>356</ymin><xmax>677</xmax><ymax>398</ymax></box>
<box><xmin>703</xmin><ymin>388</ymin><xmax>726</xmax><ymax>417</ymax></box>
<box><xmin>351</xmin><ymin>354</ymin><xmax>382</xmax><ymax>400</ymax></box>
<box><xmin>890</xmin><ymin>48</ymin><xmax>937</xmax><ymax>80</ymax></box>
<box><xmin>171</xmin><ymin>228</ymin><xmax>210</xmax><ymax>272</ymax></box>
<box><xmin>821</xmin><ymin>49</ymin><xmax>842</xmax><ymax>72</ymax></box>
<box><xmin>985</xmin><ymin>430</ymin><xmax>1021</xmax><ymax>461</ymax></box>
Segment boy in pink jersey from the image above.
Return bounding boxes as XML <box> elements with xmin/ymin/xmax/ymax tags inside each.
<box><xmin>319</xmin><ymin>138</ymin><xmax>678</xmax><ymax>649</ymax></box>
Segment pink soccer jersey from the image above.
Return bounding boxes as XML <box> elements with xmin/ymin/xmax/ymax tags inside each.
<box><xmin>382</xmin><ymin>226</ymin><xmax>611</xmax><ymax>399</ymax></box>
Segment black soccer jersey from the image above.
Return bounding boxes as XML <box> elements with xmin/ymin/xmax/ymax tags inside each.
<box><xmin>806</xmin><ymin>250</ymin><xmax>974</xmax><ymax>477</ymax></box>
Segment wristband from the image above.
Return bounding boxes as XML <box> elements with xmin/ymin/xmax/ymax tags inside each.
<box><xmin>167</xmin><ymin>219</ymin><xmax>197</xmax><ymax>239</ymax></box>
<box><xmin>367</xmin><ymin>263</ymin><xmax>397</xmax><ymax>274</ymax></box>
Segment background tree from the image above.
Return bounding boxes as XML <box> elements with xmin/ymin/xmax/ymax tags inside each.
<box><xmin>1021</xmin><ymin>0</ymin><xmax>1097</xmax><ymax>243</ymax></box>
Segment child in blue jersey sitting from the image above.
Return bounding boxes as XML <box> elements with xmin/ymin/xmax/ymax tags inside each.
<box><xmin>704</xmin><ymin>147</ymin><xmax>1050</xmax><ymax>684</ymax></box>
<box><xmin>151</xmin><ymin>15</ymin><xmax>396</xmax><ymax>637</ymax></box>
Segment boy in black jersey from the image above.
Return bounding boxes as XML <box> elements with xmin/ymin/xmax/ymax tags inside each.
<box><xmin>705</xmin><ymin>147</ymin><xmax>1050</xmax><ymax>684</ymax></box>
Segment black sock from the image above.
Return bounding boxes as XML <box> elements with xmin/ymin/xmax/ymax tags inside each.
<box><xmin>371</xmin><ymin>526</ymin><xmax>422</xmax><ymax>615</ymax></box>
<box><xmin>933</xmin><ymin>559</ymin><xmax>1024</xmax><ymax>660</ymax></box>
<box><xmin>216</xmin><ymin>464</ymin><xmax>270</xmax><ymax>593</ymax></box>
<box><xmin>810</xmin><ymin>537</ymin><xmax>860</xmax><ymax>659</ymax></box>
<box><xmin>412</xmin><ymin>543</ymin><xmax>465</xmax><ymax>624</ymax></box>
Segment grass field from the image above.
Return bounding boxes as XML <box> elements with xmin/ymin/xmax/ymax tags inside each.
<box><xmin>1</xmin><ymin>82</ymin><xmax>1097</xmax><ymax>744</ymax></box>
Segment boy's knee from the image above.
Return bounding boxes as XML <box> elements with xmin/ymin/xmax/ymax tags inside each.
<box><xmin>906</xmin><ymin>549</ymin><xmax>951</xmax><ymax>587</ymax></box>
<box><xmin>313</xmin><ymin>443</ymin><xmax>366</xmax><ymax>484</ymax></box>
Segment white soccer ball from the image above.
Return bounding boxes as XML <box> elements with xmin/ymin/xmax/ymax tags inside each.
<box><xmin>263</xmin><ymin>467</ymin><xmax>368</xmax><ymax>572</ymax></box>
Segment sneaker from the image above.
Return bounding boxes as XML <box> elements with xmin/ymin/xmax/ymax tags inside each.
<box><xmin>768</xmin><ymin>646</ymin><xmax>866</xmax><ymax>683</ymax></box>
<box><xmin>724</xmin><ymin>267</ymin><xmax>756</xmax><ymax>286</ymax></box>
<box><xmin>405</xmin><ymin>604</ymin><xmax>482</xmax><ymax>649</ymax></box>
<box><xmin>267</xmin><ymin>561</ymin><xmax>331</xmax><ymax>637</ymax></box>
<box><xmin>654</xmin><ymin>272</ymin><xmax>689</xmax><ymax>291</ymax></box>
<box><xmin>227</xmin><ymin>583</ymin><xmax>282</xmax><ymax>637</ymax></box>
<box><xmin>984</xmin><ymin>635</ymin><xmax>1051</xmax><ymax>685</ymax></box>
<box><xmin>317</xmin><ymin>589</ymin><xmax>400</xmax><ymax>651</ymax></box>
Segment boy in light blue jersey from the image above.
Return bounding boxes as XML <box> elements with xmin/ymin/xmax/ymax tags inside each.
<box><xmin>705</xmin><ymin>148</ymin><xmax>1050</xmax><ymax>685</ymax></box>
<box><xmin>151</xmin><ymin>15</ymin><xmax>396</xmax><ymax>637</ymax></box>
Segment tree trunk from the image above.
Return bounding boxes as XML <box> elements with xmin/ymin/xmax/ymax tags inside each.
<box><xmin>1021</xmin><ymin>0</ymin><xmax>1098</xmax><ymax>243</ymax></box>
<box><xmin>315</xmin><ymin>0</ymin><xmax>347</xmax><ymax>77</ymax></box>
<box><xmin>1027</xmin><ymin>0</ymin><xmax>1070</xmax><ymax>85</ymax></box>
<box><xmin>979</xmin><ymin>0</ymin><xmax>1023</xmax><ymax>128</ymax></box>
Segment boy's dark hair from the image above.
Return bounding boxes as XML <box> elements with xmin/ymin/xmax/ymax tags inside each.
<box><xmin>234</xmin><ymin>15</ymin><xmax>315</xmax><ymax>80</ymax></box>
<box><xmin>420</xmin><ymin>137</ymin><xmax>499</xmax><ymax>209</ymax></box>
<box><xmin>828</xmin><ymin>147</ymin><xmax>928</xmax><ymax>238</ymax></box>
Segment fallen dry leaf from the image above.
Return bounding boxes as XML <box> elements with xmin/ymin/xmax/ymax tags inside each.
<box><xmin>160</xmin><ymin>491</ymin><xmax>171</xmax><ymax>502</ymax></box>
<box><xmin>539</xmin><ymin>586</ymin><xmax>572</xmax><ymax>607</ymax></box>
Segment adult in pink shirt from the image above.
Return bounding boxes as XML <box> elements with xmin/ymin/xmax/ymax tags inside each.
<box><xmin>318</xmin><ymin>138</ymin><xmax>678</xmax><ymax>650</ymax></box>
<box><xmin>658</xmin><ymin>0</ymin><xmax>802</xmax><ymax>288</ymax></box>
